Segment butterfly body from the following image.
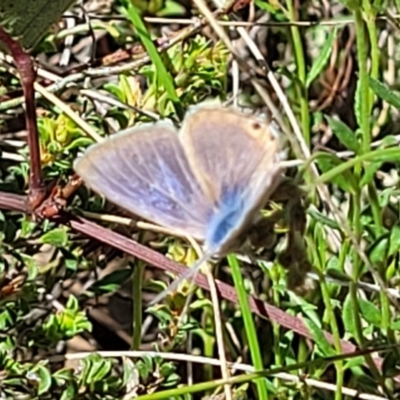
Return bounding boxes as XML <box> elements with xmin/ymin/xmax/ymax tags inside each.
<box><xmin>75</xmin><ymin>106</ymin><xmax>285</xmax><ymax>258</ymax></box>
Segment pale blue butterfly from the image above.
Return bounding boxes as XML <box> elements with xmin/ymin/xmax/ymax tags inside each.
<box><xmin>74</xmin><ymin>106</ymin><xmax>285</xmax><ymax>301</ymax></box>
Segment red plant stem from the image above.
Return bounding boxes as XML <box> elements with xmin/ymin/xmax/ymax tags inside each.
<box><xmin>1</xmin><ymin>190</ymin><xmax>396</xmax><ymax>378</ymax></box>
<box><xmin>0</xmin><ymin>190</ymin><xmax>356</xmax><ymax>355</ymax></box>
<box><xmin>0</xmin><ymin>26</ymin><xmax>45</xmax><ymax>210</ymax></box>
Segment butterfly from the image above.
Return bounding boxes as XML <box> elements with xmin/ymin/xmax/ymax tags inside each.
<box><xmin>74</xmin><ymin>106</ymin><xmax>286</xmax><ymax>301</ymax></box>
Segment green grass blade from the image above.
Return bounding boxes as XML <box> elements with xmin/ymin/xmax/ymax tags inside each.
<box><xmin>123</xmin><ymin>1</ymin><xmax>183</xmax><ymax>118</ymax></box>
<box><xmin>228</xmin><ymin>254</ymin><xmax>270</xmax><ymax>399</ymax></box>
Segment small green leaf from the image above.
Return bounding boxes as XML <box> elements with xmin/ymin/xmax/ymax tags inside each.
<box><xmin>162</xmin><ymin>372</ymin><xmax>181</xmax><ymax>387</ymax></box>
<box><xmin>388</xmin><ymin>225</ymin><xmax>400</xmax><ymax>257</ymax></box>
<box><xmin>122</xmin><ymin>358</ymin><xmax>136</xmax><ymax>387</ymax></box>
<box><xmin>391</xmin><ymin>319</ymin><xmax>400</xmax><ymax>330</ymax></box>
<box><xmin>86</xmin><ymin>269</ymin><xmax>133</xmax><ymax>295</ymax></box>
<box><xmin>159</xmin><ymin>362</ymin><xmax>176</xmax><ymax>378</ymax></box>
<box><xmin>65</xmin><ymin>258</ymin><xmax>78</xmax><ymax>271</ymax></box>
<box><xmin>60</xmin><ymin>384</ymin><xmax>77</xmax><ymax>400</ymax></box>
<box><xmin>190</xmin><ymin>298</ymin><xmax>212</xmax><ymax>311</ymax></box>
<box><xmin>40</xmin><ymin>228</ymin><xmax>69</xmax><ymax>247</ymax></box>
<box><xmin>325</xmin><ymin>267</ymin><xmax>351</xmax><ymax>282</ymax></box>
<box><xmin>0</xmin><ymin>0</ymin><xmax>77</xmax><ymax>51</ymax></box>
<box><xmin>326</xmin><ymin>116</ymin><xmax>359</xmax><ymax>153</ymax></box>
<box><xmin>65</xmin><ymin>137</ymin><xmax>94</xmax><ymax>151</ymax></box>
<box><xmin>20</xmin><ymin>218</ymin><xmax>37</xmax><ymax>238</ymax></box>
<box><xmin>369</xmin><ymin>77</ymin><xmax>400</xmax><ymax>109</ymax></box>
<box><xmin>79</xmin><ymin>357</ymin><xmax>92</xmax><ymax>385</ymax></box>
<box><xmin>360</xmin><ymin>162</ymin><xmax>382</xmax><ymax>186</ymax></box>
<box><xmin>65</xmin><ymin>294</ymin><xmax>79</xmax><ymax>311</ymax></box>
<box><xmin>158</xmin><ymin>0</ymin><xmax>186</xmax><ymax>17</ymax></box>
<box><xmin>358</xmin><ymin>298</ymin><xmax>381</xmax><ymax>327</ymax></box>
<box><xmin>303</xmin><ymin>317</ymin><xmax>335</xmax><ymax>357</ymax></box>
<box><xmin>343</xmin><ymin>294</ymin><xmax>357</xmax><ymax>338</ymax></box>
<box><xmin>344</xmin><ymin>356</ymin><xmax>364</xmax><ymax>370</ymax></box>
<box><xmin>137</xmin><ymin>355</ymin><xmax>153</xmax><ymax>380</ymax></box>
<box><xmin>307</xmin><ymin>208</ymin><xmax>340</xmax><ymax>229</ymax></box>
<box><xmin>380</xmin><ymin>135</ymin><xmax>400</xmax><ymax>147</ymax></box>
<box><xmin>92</xmin><ymin>358</ymin><xmax>112</xmax><ymax>381</ymax></box>
<box><xmin>85</xmin><ymin>358</ymin><xmax>104</xmax><ymax>383</ymax></box>
<box><xmin>289</xmin><ymin>292</ymin><xmax>320</xmax><ymax>326</ymax></box>
<box><xmin>36</xmin><ymin>365</ymin><xmax>52</xmax><ymax>395</ymax></box>
<box><xmin>306</xmin><ymin>28</ymin><xmax>338</xmax><ymax>87</ymax></box>
<box><xmin>254</xmin><ymin>0</ymin><xmax>280</xmax><ymax>13</ymax></box>
<box><xmin>316</xmin><ymin>153</ymin><xmax>357</xmax><ymax>193</ymax></box>
<box><xmin>369</xmin><ymin>234</ymin><xmax>389</xmax><ymax>264</ymax></box>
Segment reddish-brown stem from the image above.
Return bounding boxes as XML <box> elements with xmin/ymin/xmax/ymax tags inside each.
<box><xmin>0</xmin><ymin>190</ymin><xmax>395</xmax><ymax>378</ymax></box>
<box><xmin>0</xmin><ymin>190</ymin><xmax>355</xmax><ymax>354</ymax></box>
<box><xmin>0</xmin><ymin>26</ymin><xmax>46</xmax><ymax>210</ymax></box>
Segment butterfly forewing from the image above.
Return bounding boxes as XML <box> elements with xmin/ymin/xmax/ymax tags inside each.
<box><xmin>180</xmin><ymin>107</ymin><xmax>284</xmax><ymax>252</ymax></box>
<box><xmin>74</xmin><ymin>123</ymin><xmax>212</xmax><ymax>240</ymax></box>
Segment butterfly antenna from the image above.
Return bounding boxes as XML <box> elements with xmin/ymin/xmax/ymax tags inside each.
<box><xmin>148</xmin><ymin>251</ymin><xmax>214</xmax><ymax>306</ymax></box>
